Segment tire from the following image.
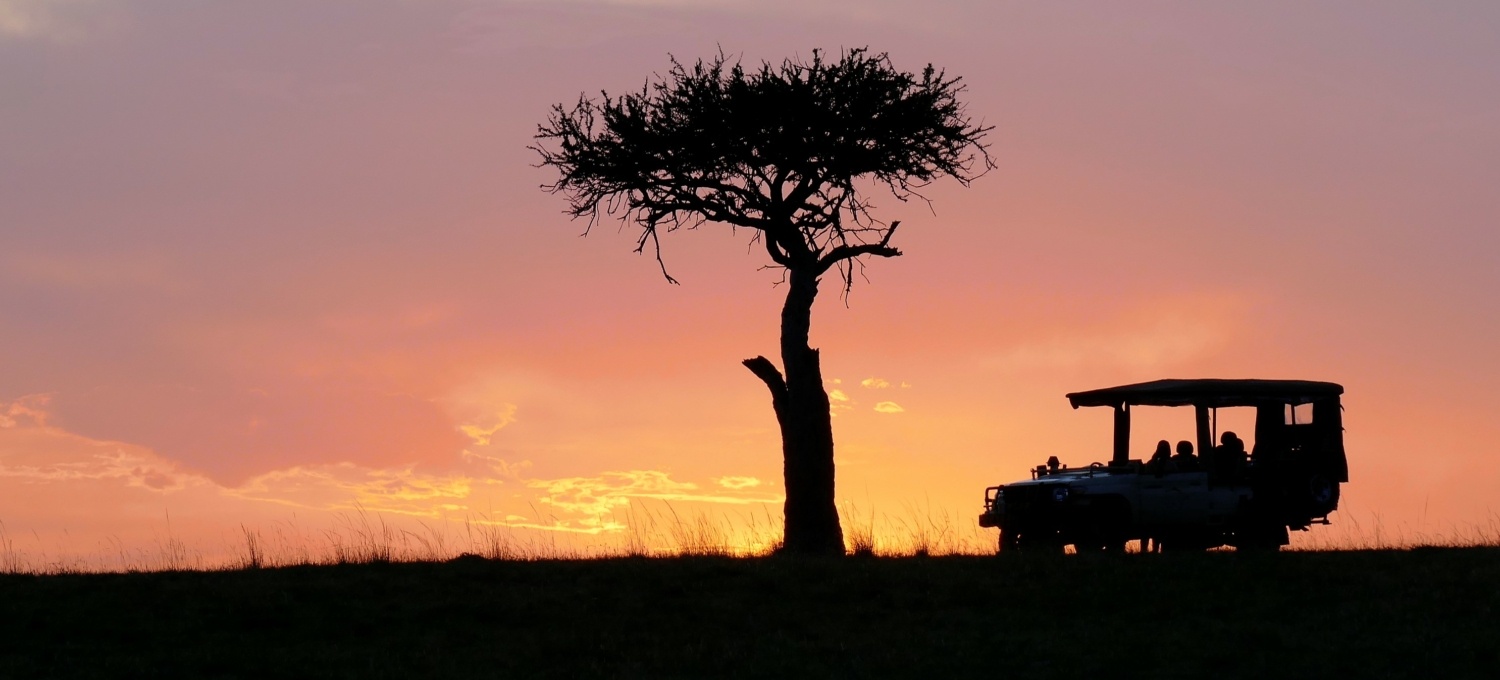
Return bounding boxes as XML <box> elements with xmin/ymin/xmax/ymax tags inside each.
<box><xmin>1015</xmin><ymin>533</ymin><xmax>1066</xmax><ymax>554</ymax></box>
<box><xmin>1237</xmin><ymin>542</ymin><xmax>1281</xmax><ymax>553</ymax></box>
<box><xmin>1073</xmin><ymin>538</ymin><xmax>1126</xmax><ymax>554</ymax></box>
<box><xmin>998</xmin><ymin>528</ymin><xmax>1019</xmax><ymax>554</ymax></box>
<box><xmin>1308</xmin><ymin>475</ymin><xmax>1340</xmax><ymax>515</ymax></box>
<box><xmin>1157</xmin><ymin>536</ymin><xmax>1213</xmax><ymax>552</ymax></box>
<box><xmin>1235</xmin><ymin>524</ymin><xmax>1288</xmax><ymax>552</ymax></box>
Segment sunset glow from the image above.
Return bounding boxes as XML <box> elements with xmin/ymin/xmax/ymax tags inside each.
<box><xmin>3</xmin><ymin>0</ymin><xmax>1498</xmax><ymax>567</ymax></box>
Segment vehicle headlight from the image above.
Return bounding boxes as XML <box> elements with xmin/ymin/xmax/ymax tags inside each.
<box><xmin>1051</xmin><ymin>487</ymin><xmax>1069</xmax><ymax>502</ymax></box>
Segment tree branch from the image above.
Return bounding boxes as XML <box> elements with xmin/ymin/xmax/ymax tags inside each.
<box><xmin>743</xmin><ymin>354</ymin><xmax>787</xmax><ymax>388</ymax></box>
<box><xmin>817</xmin><ymin>220</ymin><xmax>902</xmax><ymax>273</ymax></box>
<box><xmin>763</xmin><ymin>235</ymin><xmax>793</xmax><ymax>267</ymax></box>
<box><xmin>742</xmin><ymin>356</ymin><xmax>789</xmax><ymax>424</ymax></box>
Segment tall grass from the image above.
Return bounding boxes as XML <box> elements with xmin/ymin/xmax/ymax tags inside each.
<box><xmin>840</xmin><ymin>503</ymin><xmax>877</xmax><ymax>557</ymax></box>
<box><xmin>1287</xmin><ymin>510</ymin><xmax>1500</xmax><ymax>551</ymax></box>
<box><xmin>238</xmin><ymin>526</ymin><xmax>263</xmax><ymax>570</ymax></box>
<box><xmin>0</xmin><ymin>521</ymin><xmax>23</xmax><ymax>574</ymax></box>
<box><xmin>2</xmin><ymin>505</ymin><xmax>1497</xmax><ymax>575</ymax></box>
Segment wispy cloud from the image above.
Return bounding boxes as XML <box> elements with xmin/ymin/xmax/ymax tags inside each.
<box><xmin>0</xmin><ymin>395</ymin><xmax>201</xmax><ymax>492</ymax></box>
<box><xmin>0</xmin><ymin>394</ymin><xmax>50</xmax><ymax>428</ymax></box>
<box><xmin>528</xmin><ymin>470</ymin><xmax>781</xmax><ymax>529</ymax></box>
<box><xmin>457</xmin><ymin>405</ymin><xmax>517</xmax><ymax>446</ymax></box>
<box><xmin>0</xmin><ymin>396</ymin><xmax>775</xmax><ymax>534</ymax></box>
<box><xmin>0</xmin><ymin>0</ymin><xmax>110</xmax><ymax>42</ymax></box>
<box><xmin>0</xmin><ymin>446</ymin><xmax>201</xmax><ymax>492</ymax></box>
<box><xmin>223</xmin><ymin>464</ymin><xmax>477</xmax><ymax>516</ymax></box>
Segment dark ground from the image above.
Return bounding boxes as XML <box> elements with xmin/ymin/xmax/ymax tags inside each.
<box><xmin>1</xmin><ymin>548</ymin><xmax>1497</xmax><ymax>679</ymax></box>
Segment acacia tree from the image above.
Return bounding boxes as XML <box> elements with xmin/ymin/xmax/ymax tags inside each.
<box><xmin>535</xmin><ymin>48</ymin><xmax>991</xmax><ymax>555</ymax></box>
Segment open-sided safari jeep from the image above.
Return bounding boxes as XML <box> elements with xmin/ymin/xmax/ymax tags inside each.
<box><xmin>979</xmin><ymin>379</ymin><xmax>1347</xmax><ymax>552</ymax></box>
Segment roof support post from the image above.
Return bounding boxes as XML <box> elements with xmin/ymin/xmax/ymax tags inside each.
<box><xmin>1195</xmin><ymin>404</ymin><xmax>1213</xmax><ymax>457</ymax></box>
<box><xmin>1113</xmin><ymin>403</ymin><xmax>1130</xmax><ymax>464</ymax></box>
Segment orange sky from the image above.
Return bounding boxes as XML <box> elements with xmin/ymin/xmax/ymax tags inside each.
<box><xmin>2</xmin><ymin>0</ymin><xmax>1498</xmax><ymax>564</ymax></box>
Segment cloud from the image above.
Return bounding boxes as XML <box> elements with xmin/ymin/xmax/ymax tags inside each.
<box><xmin>521</xmin><ymin>470</ymin><xmax>780</xmax><ymax>531</ymax></box>
<box><xmin>827</xmin><ymin>388</ymin><xmax>853</xmax><ymax>416</ymax></box>
<box><xmin>223</xmin><ymin>464</ymin><xmax>477</xmax><ymax>516</ymax></box>
<box><xmin>860</xmin><ymin>378</ymin><xmax>889</xmax><ymax>389</ymax></box>
<box><xmin>0</xmin><ymin>445</ymin><xmax>202</xmax><ymax>492</ymax></box>
<box><xmin>0</xmin><ymin>394</ymin><xmax>51</xmax><ymax>428</ymax></box>
<box><xmin>0</xmin><ymin>396</ymin><xmax>774</xmax><ymax>536</ymax></box>
<box><xmin>873</xmin><ymin>401</ymin><xmax>904</xmax><ymax>413</ymax></box>
<box><xmin>0</xmin><ymin>0</ymin><xmax>57</xmax><ymax>38</ymax></box>
<box><xmin>0</xmin><ymin>0</ymin><xmax>111</xmax><ymax>42</ymax></box>
<box><xmin>1</xmin><ymin>396</ymin><xmax>473</xmax><ymax>511</ymax></box>
<box><xmin>457</xmin><ymin>404</ymin><xmax>518</xmax><ymax>446</ymax></box>
<box><xmin>0</xmin><ymin>395</ymin><xmax>203</xmax><ymax>492</ymax></box>
<box><xmin>460</xmin><ymin>449</ymin><xmax>531</xmax><ymax>478</ymax></box>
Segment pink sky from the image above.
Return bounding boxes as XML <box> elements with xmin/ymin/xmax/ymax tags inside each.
<box><xmin>2</xmin><ymin>0</ymin><xmax>1498</xmax><ymax>562</ymax></box>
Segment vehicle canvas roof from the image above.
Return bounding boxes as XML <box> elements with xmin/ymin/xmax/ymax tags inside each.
<box><xmin>1066</xmin><ymin>378</ymin><xmax>1344</xmax><ymax>409</ymax></box>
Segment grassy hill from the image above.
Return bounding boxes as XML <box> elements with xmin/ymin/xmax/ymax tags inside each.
<box><xmin>2</xmin><ymin>548</ymin><xmax>1497</xmax><ymax>679</ymax></box>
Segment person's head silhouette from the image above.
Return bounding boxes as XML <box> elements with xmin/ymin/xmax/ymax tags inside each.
<box><xmin>1175</xmin><ymin>440</ymin><xmax>1195</xmax><ymax>457</ymax></box>
<box><xmin>1152</xmin><ymin>440</ymin><xmax>1171</xmax><ymax>460</ymax></box>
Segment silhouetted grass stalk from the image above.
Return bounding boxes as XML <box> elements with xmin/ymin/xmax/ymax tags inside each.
<box><xmin>3</xmin><ymin>505</ymin><xmax>1499</xmax><ymax>574</ymax></box>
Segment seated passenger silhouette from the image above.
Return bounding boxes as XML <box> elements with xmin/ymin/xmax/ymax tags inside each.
<box><xmin>1147</xmin><ymin>440</ymin><xmax>1173</xmax><ymax>476</ymax></box>
<box><xmin>1172</xmin><ymin>440</ymin><xmax>1199</xmax><ymax>471</ymax></box>
<box><xmin>1219</xmin><ymin>432</ymin><xmax>1247</xmax><ymax>460</ymax></box>
<box><xmin>1208</xmin><ymin>431</ymin><xmax>1246</xmax><ymax>481</ymax></box>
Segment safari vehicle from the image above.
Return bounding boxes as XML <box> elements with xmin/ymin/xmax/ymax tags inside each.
<box><xmin>978</xmin><ymin>379</ymin><xmax>1348</xmax><ymax>552</ymax></box>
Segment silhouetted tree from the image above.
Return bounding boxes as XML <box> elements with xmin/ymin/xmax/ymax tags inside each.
<box><xmin>535</xmin><ymin>48</ymin><xmax>991</xmax><ymax>555</ymax></box>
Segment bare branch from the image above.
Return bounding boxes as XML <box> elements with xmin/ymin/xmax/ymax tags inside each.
<box><xmin>817</xmin><ymin>220</ymin><xmax>902</xmax><ymax>274</ymax></box>
<box><xmin>632</xmin><ymin>225</ymin><xmax>679</xmax><ymax>284</ymax></box>
<box><xmin>742</xmin><ymin>356</ymin><xmax>787</xmax><ymax>395</ymax></box>
<box><xmin>742</xmin><ymin>356</ymin><xmax>789</xmax><ymax>428</ymax></box>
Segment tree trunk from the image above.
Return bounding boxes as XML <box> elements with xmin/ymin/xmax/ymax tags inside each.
<box><xmin>744</xmin><ymin>267</ymin><xmax>844</xmax><ymax>555</ymax></box>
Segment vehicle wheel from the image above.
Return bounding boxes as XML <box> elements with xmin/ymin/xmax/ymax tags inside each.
<box><xmin>1237</xmin><ymin>541</ymin><xmax>1281</xmax><ymax>553</ymax></box>
<box><xmin>1157</xmin><ymin>539</ymin><xmax>1210</xmax><ymax>552</ymax></box>
<box><xmin>998</xmin><ymin>528</ymin><xmax>1019</xmax><ymax>554</ymax></box>
<box><xmin>1235</xmin><ymin>524</ymin><xmax>1288</xmax><ymax>552</ymax></box>
<box><xmin>1015</xmin><ymin>534</ymin><xmax>1065</xmax><ymax>554</ymax></box>
<box><xmin>1308</xmin><ymin>475</ymin><xmax>1340</xmax><ymax>514</ymax></box>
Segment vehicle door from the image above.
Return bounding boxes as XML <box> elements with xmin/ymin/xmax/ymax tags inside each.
<box><xmin>1138</xmin><ymin>472</ymin><xmax>1210</xmax><ymax>527</ymax></box>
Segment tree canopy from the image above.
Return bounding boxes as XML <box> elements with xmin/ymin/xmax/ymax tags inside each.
<box><xmin>535</xmin><ymin>48</ymin><xmax>993</xmax><ymax>290</ymax></box>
